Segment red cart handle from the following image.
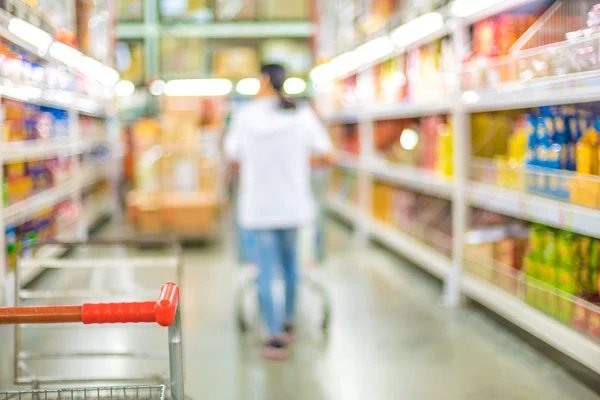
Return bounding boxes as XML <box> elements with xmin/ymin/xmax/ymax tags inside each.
<box><xmin>0</xmin><ymin>282</ymin><xmax>180</xmax><ymax>327</ymax></box>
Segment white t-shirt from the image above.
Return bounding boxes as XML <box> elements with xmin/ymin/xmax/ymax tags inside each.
<box><xmin>225</xmin><ymin>98</ymin><xmax>333</xmax><ymax>230</ymax></box>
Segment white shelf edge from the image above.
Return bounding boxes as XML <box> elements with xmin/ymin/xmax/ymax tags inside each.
<box><xmin>367</xmin><ymin>219</ymin><xmax>451</xmax><ymax>279</ymax></box>
<box><xmin>462</xmin><ymin>273</ymin><xmax>600</xmax><ymax>374</ymax></box>
<box><xmin>468</xmin><ymin>181</ymin><xmax>600</xmax><ymax>239</ymax></box>
<box><xmin>326</xmin><ymin>100</ymin><xmax>452</xmax><ymax>124</ymax></box>
<box><xmin>4</xmin><ymin>180</ymin><xmax>79</xmax><ymax>226</ymax></box>
<box><xmin>81</xmin><ymin>164</ymin><xmax>112</xmax><ymax>187</ymax></box>
<box><xmin>462</xmin><ymin>0</ymin><xmax>539</xmax><ymax>25</ymax></box>
<box><xmin>0</xmin><ymin>82</ymin><xmax>109</xmax><ymax>117</ymax></box>
<box><xmin>325</xmin><ymin>196</ymin><xmax>451</xmax><ymax>278</ymax></box>
<box><xmin>335</xmin><ymin>153</ymin><xmax>360</xmax><ymax>170</ymax></box>
<box><xmin>367</xmin><ymin>158</ymin><xmax>454</xmax><ymax>199</ymax></box>
<box><xmin>325</xmin><ymin>196</ymin><xmax>358</xmax><ymax>224</ymax></box>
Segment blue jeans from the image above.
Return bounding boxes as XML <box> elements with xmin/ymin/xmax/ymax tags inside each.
<box><xmin>251</xmin><ymin>228</ymin><xmax>299</xmax><ymax>335</ymax></box>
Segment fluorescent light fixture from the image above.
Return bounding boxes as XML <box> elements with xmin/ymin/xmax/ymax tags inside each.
<box><xmin>283</xmin><ymin>78</ymin><xmax>306</xmax><ymax>95</ymax></box>
<box><xmin>8</xmin><ymin>18</ymin><xmax>53</xmax><ymax>54</ymax></box>
<box><xmin>451</xmin><ymin>0</ymin><xmax>505</xmax><ymax>18</ymax></box>
<box><xmin>310</xmin><ymin>50</ymin><xmax>361</xmax><ymax>83</ymax></box>
<box><xmin>77</xmin><ymin>56</ymin><xmax>120</xmax><ymax>86</ymax></box>
<box><xmin>149</xmin><ymin>80</ymin><xmax>166</xmax><ymax>96</ymax></box>
<box><xmin>115</xmin><ymin>80</ymin><xmax>135</xmax><ymax>97</ymax></box>
<box><xmin>400</xmin><ymin>128</ymin><xmax>419</xmax><ymax>150</ymax></box>
<box><xmin>164</xmin><ymin>79</ymin><xmax>233</xmax><ymax>97</ymax></box>
<box><xmin>102</xmin><ymin>67</ymin><xmax>120</xmax><ymax>87</ymax></box>
<box><xmin>77</xmin><ymin>56</ymin><xmax>105</xmax><ymax>79</ymax></box>
<box><xmin>355</xmin><ymin>36</ymin><xmax>395</xmax><ymax>65</ymax></box>
<box><xmin>328</xmin><ymin>51</ymin><xmax>360</xmax><ymax>80</ymax></box>
<box><xmin>49</xmin><ymin>42</ymin><xmax>83</xmax><ymax>67</ymax></box>
<box><xmin>391</xmin><ymin>12</ymin><xmax>444</xmax><ymax>48</ymax></box>
<box><xmin>236</xmin><ymin>78</ymin><xmax>260</xmax><ymax>96</ymax></box>
<box><xmin>310</xmin><ymin>63</ymin><xmax>332</xmax><ymax>83</ymax></box>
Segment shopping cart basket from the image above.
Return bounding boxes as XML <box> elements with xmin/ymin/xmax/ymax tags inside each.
<box><xmin>0</xmin><ymin>282</ymin><xmax>184</xmax><ymax>400</ymax></box>
<box><xmin>12</xmin><ymin>240</ymin><xmax>183</xmax><ymax>385</ymax></box>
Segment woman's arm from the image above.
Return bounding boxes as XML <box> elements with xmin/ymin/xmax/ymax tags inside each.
<box><xmin>224</xmin><ymin>110</ymin><xmax>244</xmax><ymax>162</ymax></box>
<box><xmin>304</xmin><ymin>106</ymin><xmax>334</xmax><ymax>160</ymax></box>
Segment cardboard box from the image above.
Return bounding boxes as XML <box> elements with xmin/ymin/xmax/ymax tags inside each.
<box><xmin>161</xmin><ymin>193</ymin><xmax>218</xmax><ymax>235</ymax></box>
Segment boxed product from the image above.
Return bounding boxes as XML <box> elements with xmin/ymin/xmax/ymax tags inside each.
<box><xmin>161</xmin><ymin>193</ymin><xmax>218</xmax><ymax>235</ymax></box>
<box><xmin>213</xmin><ymin>47</ymin><xmax>259</xmax><ymax>80</ymax></box>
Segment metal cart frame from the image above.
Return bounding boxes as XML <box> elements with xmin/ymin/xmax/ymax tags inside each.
<box><xmin>12</xmin><ymin>239</ymin><xmax>183</xmax><ymax>386</ymax></box>
<box><xmin>0</xmin><ymin>282</ymin><xmax>184</xmax><ymax>400</ymax></box>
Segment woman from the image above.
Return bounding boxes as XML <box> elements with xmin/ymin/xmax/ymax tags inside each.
<box><xmin>225</xmin><ymin>64</ymin><xmax>333</xmax><ymax>359</ymax></box>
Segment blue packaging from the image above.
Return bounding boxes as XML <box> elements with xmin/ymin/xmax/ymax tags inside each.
<box><xmin>526</xmin><ymin>114</ymin><xmax>538</xmax><ymax>151</ymax></box>
<box><xmin>536</xmin><ymin>116</ymin><xmax>552</xmax><ymax>146</ymax></box>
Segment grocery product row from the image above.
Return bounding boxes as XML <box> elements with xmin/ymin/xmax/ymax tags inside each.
<box><xmin>123</xmin><ymin>96</ymin><xmax>225</xmax><ymax>239</ymax></box>
<box><xmin>327</xmin><ymin>167</ymin><xmax>600</xmax><ymax>370</ymax></box>
<box><xmin>4</xmin><ymin>180</ymin><xmax>113</xmax><ymax>287</ymax></box>
<box><xmin>317</xmin><ymin>1</ymin><xmax>600</xmax><ymax>120</ymax></box>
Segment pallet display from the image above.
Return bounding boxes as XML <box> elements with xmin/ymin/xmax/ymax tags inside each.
<box><xmin>125</xmin><ymin>97</ymin><xmax>225</xmax><ymax>239</ymax></box>
<box><xmin>0</xmin><ymin>1</ymin><xmax>121</xmax><ymax>303</ymax></box>
<box><xmin>316</xmin><ymin>0</ymin><xmax>600</xmax><ymax>374</ymax></box>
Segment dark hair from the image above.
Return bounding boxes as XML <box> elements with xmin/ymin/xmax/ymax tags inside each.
<box><xmin>261</xmin><ymin>63</ymin><xmax>296</xmax><ymax>110</ymax></box>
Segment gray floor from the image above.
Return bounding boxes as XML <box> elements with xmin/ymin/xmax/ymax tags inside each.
<box><xmin>1</xmin><ymin>220</ymin><xmax>600</xmax><ymax>399</ymax></box>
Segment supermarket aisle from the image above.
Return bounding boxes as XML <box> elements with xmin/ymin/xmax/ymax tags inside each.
<box><xmin>1</xmin><ymin>221</ymin><xmax>600</xmax><ymax>399</ymax></box>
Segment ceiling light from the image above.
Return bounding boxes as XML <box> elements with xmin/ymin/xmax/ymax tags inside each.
<box><xmin>236</xmin><ymin>78</ymin><xmax>260</xmax><ymax>96</ymax></box>
<box><xmin>115</xmin><ymin>80</ymin><xmax>135</xmax><ymax>97</ymax></box>
<box><xmin>49</xmin><ymin>42</ymin><xmax>83</xmax><ymax>67</ymax></box>
<box><xmin>149</xmin><ymin>80</ymin><xmax>166</xmax><ymax>96</ymax></box>
<box><xmin>283</xmin><ymin>78</ymin><xmax>306</xmax><ymax>95</ymax></box>
<box><xmin>8</xmin><ymin>18</ymin><xmax>52</xmax><ymax>54</ymax></box>
<box><xmin>164</xmin><ymin>79</ymin><xmax>233</xmax><ymax>97</ymax></box>
<box><xmin>391</xmin><ymin>12</ymin><xmax>444</xmax><ymax>48</ymax></box>
<box><xmin>355</xmin><ymin>36</ymin><xmax>395</xmax><ymax>65</ymax></box>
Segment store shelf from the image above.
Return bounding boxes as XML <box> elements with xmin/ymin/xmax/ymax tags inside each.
<box><xmin>325</xmin><ymin>196</ymin><xmax>450</xmax><ymax>278</ymax></box>
<box><xmin>463</xmin><ymin>69</ymin><xmax>600</xmax><ymax>113</ymax></box>
<box><xmin>0</xmin><ymin>140</ymin><xmax>82</xmax><ymax>162</ymax></box>
<box><xmin>367</xmin><ymin>219</ymin><xmax>451</xmax><ymax>279</ymax></box>
<box><xmin>368</xmin><ymin>100</ymin><xmax>452</xmax><ymax>120</ymax></box>
<box><xmin>460</xmin><ymin>0</ymin><xmax>539</xmax><ymax>25</ymax></box>
<box><xmin>335</xmin><ymin>153</ymin><xmax>360</xmax><ymax>170</ymax></box>
<box><xmin>461</xmin><ymin>272</ymin><xmax>600</xmax><ymax>374</ymax></box>
<box><xmin>326</xmin><ymin>100</ymin><xmax>452</xmax><ymax>124</ymax></box>
<box><xmin>326</xmin><ymin>108</ymin><xmax>360</xmax><ymax>124</ymax></box>
<box><xmin>81</xmin><ymin>164</ymin><xmax>112</xmax><ymax>187</ymax></box>
<box><xmin>325</xmin><ymin>196</ymin><xmax>358</xmax><ymax>224</ymax></box>
<box><xmin>16</xmin><ymin>201</ymin><xmax>113</xmax><ymax>288</ymax></box>
<box><xmin>3</xmin><ymin>180</ymin><xmax>79</xmax><ymax>226</ymax></box>
<box><xmin>468</xmin><ymin>181</ymin><xmax>600</xmax><ymax>239</ymax></box>
<box><xmin>367</xmin><ymin>158</ymin><xmax>453</xmax><ymax>199</ymax></box>
<box><xmin>0</xmin><ymin>81</ymin><xmax>108</xmax><ymax>117</ymax></box>
<box><xmin>118</xmin><ymin>21</ymin><xmax>315</xmax><ymax>39</ymax></box>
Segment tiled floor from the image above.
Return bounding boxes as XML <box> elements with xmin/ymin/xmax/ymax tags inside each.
<box><xmin>1</xmin><ymin>220</ymin><xmax>599</xmax><ymax>399</ymax></box>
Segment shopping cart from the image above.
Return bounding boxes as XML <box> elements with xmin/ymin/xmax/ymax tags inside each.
<box><xmin>12</xmin><ymin>239</ymin><xmax>183</xmax><ymax>385</ymax></box>
<box><xmin>0</xmin><ymin>282</ymin><xmax>184</xmax><ymax>400</ymax></box>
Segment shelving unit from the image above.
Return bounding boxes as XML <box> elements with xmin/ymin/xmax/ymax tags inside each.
<box><xmin>316</xmin><ymin>0</ymin><xmax>600</xmax><ymax>374</ymax></box>
<box><xmin>0</xmin><ymin>5</ymin><xmax>121</xmax><ymax>304</ymax></box>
